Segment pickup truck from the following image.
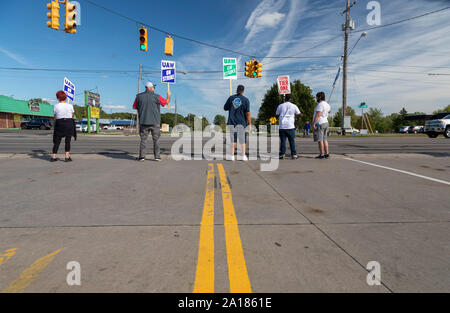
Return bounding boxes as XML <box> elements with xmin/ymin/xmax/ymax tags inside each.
<box><xmin>424</xmin><ymin>114</ymin><xmax>450</xmax><ymax>138</ymax></box>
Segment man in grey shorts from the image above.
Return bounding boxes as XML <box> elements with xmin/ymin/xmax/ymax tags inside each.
<box><xmin>312</xmin><ymin>92</ymin><xmax>331</xmax><ymax>159</ymax></box>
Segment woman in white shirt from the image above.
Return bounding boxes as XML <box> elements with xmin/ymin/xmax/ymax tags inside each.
<box><xmin>51</xmin><ymin>91</ymin><xmax>76</xmax><ymax>162</ymax></box>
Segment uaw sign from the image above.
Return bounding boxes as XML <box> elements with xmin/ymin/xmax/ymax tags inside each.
<box><xmin>64</xmin><ymin>77</ymin><xmax>75</xmax><ymax>101</ymax></box>
<box><xmin>277</xmin><ymin>75</ymin><xmax>291</xmax><ymax>94</ymax></box>
<box><xmin>161</xmin><ymin>60</ymin><xmax>176</xmax><ymax>84</ymax></box>
<box><xmin>223</xmin><ymin>58</ymin><xmax>237</xmax><ymax>80</ymax></box>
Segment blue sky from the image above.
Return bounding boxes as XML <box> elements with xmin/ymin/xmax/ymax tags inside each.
<box><xmin>1</xmin><ymin>0</ymin><xmax>449</xmax><ymax>122</ymax></box>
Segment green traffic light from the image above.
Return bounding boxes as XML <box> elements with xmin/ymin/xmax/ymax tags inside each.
<box><xmin>140</xmin><ymin>44</ymin><xmax>146</xmax><ymax>50</ymax></box>
<box><xmin>252</xmin><ymin>72</ymin><xmax>257</xmax><ymax>77</ymax></box>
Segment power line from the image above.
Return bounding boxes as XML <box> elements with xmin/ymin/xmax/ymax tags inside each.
<box><xmin>81</xmin><ymin>0</ymin><xmax>340</xmax><ymax>60</ymax></box>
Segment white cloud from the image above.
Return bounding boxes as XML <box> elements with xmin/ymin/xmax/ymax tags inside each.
<box><xmin>254</xmin><ymin>12</ymin><xmax>285</xmax><ymax>28</ymax></box>
<box><xmin>103</xmin><ymin>105</ymin><xmax>126</xmax><ymax>110</ymax></box>
<box><xmin>0</xmin><ymin>47</ymin><xmax>30</xmax><ymax>66</ymax></box>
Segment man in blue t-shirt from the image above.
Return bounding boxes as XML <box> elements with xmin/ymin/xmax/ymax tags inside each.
<box><xmin>224</xmin><ymin>85</ymin><xmax>251</xmax><ymax>161</ymax></box>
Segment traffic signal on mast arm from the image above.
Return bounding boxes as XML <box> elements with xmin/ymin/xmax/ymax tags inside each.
<box><xmin>245</xmin><ymin>60</ymin><xmax>253</xmax><ymax>78</ymax></box>
<box><xmin>46</xmin><ymin>1</ymin><xmax>60</xmax><ymax>30</ymax></box>
<box><xmin>139</xmin><ymin>26</ymin><xmax>148</xmax><ymax>51</ymax></box>
<box><xmin>64</xmin><ymin>0</ymin><xmax>77</xmax><ymax>34</ymax></box>
<box><xmin>253</xmin><ymin>60</ymin><xmax>262</xmax><ymax>78</ymax></box>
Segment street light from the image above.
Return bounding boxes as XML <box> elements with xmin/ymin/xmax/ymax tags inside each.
<box><xmin>349</xmin><ymin>32</ymin><xmax>367</xmax><ymax>56</ymax></box>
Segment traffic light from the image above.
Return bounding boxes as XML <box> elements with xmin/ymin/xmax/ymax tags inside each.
<box><xmin>46</xmin><ymin>1</ymin><xmax>60</xmax><ymax>30</ymax></box>
<box><xmin>64</xmin><ymin>0</ymin><xmax>77</xmax><ymax>34</ymax></box>
<box><xmin>139</xmin><ymin>26</ymin><xmax>148</xmax><ymax>51</ymax></box>
<box><xmin>165</xmin><ymin>35</ymin><xmax>173</xmax><ymax>56</ymax></box>
<box><xmin>253</xmin><ymin>60</ymin><xmax>262</xmax><ymax>78</ymax></box>
<box><xmin>245</xmin><ymin>60</ymin><xmax>253</xmax><ymax>78</ymax></box>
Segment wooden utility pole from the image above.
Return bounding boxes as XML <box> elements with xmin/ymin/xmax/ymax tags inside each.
<box><xmin>342</xmin><ymin>0</ymin><xmax>350</xmax><ymax>136</ymax></box>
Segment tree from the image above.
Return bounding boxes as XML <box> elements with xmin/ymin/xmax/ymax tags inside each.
<box><xmin>332</xmin><ymin>106</ymin><xmax>357</xmax><ymax>128</ymax></box>
<box><xmin>213</xmin><ymin>114</ymin><xmax>226</xmax><ymax>131</ymax></box>
<box><xmin>257</xmin><ymin>80</ymin><xmax>315</xmax><ymax>130</ymax></box>
<box><xmin>433</xmin><ymin>105</ymin><xmax>450</xmax><ymax>114</ymax></box>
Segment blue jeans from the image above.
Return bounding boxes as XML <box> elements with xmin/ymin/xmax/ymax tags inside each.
<box><xmin>279</xmin><ymin>129</ymin><xmax>296</xmax><ymax>156</ymax></box>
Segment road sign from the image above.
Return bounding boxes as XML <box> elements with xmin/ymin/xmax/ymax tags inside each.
<box><xmin>63</xmin><ymin>77</ymin><xmax>75</xmax><ymax>101</ymax></box>
<box><xmin>161</xmin><ymin>60</ymin><xmax>176</xmax><ymax>84</ymax></box>
<box><xmin>90</xmin><ymin>107</ymin><xmax>100</xmax><ymax>119</ymax></box>
<box><xmin>359</xmin><ymin>102</ymin><xmax>368</xmax><ymax>109</ymax></box>
<box><xmin>223</xmin><ymin>58</ymin><xmax>237</xmax><ymax>80</ymax></box>
<box><xmin>85</xmin><ymin>91</ymin><xmax>100</xmax><ymax>107</ymax></box>
<box><xmin>277</xmin><ymin>75</ymin><xmax>291</xmax><ymax>94</ymax></box>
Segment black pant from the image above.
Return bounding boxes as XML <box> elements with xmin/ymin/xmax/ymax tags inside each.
<box><xmin>53</xmin><ymin>135</ymin><xmax>71</xmax><ymax>153</ymax></box>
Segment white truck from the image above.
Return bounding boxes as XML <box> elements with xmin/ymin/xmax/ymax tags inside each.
<box><xmin>424</xmin><ymin>114</ymin><xmax>450</xmax><ymax>138</ymax></box>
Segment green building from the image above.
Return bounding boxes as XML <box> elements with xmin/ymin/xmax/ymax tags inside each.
<box><xmin>0</xmin><ymin>96</ymin><xmax>54</xmax><ymax>128</ymax></box>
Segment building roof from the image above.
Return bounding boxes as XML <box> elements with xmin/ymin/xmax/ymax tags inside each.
<box><xmin>0</xmin><ymin>96</ymin><xmax>53</xmax><ymax>117</ymax></box>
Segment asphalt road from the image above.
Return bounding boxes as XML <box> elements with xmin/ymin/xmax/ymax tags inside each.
<box><xmin>0</xmin><ymin>130</ymin><xmax>449</xmax><ymax>156</ymax></box>
<box><xmin>0</xmin><ymin>154</ymin><xmax>449</xmax><ymax>292</ymax></box>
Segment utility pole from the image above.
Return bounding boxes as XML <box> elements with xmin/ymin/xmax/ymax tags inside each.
<box><xmin>137</xmin><ymin>64</ymin><xmax>142</xmax><ymax>133</ymax></box>
<box><xmin>342</xmin><ymin>0</ymin><xmax>356</xmax><ymax>135</ymax></box>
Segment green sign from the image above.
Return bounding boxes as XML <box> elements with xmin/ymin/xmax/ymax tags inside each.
<box><xmin>359</xmin><ymin>102</ymin><xmax>368</xmax><ymax>109</ymax></box>
<box><xmin>223</xmin><ymin>58</ymin><xmax>237</xmax><ymax>80</ymax></box>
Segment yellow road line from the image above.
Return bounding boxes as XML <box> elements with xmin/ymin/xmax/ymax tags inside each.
<box><xmin>193</xmin><ymin>163</ymin><xmax>215</xmax><ymax>293</ymax></box>
<box><xmin>2</xmin><ymin>249</ymin><xmax>61</xmax><ymax>293</ymax></box>
<box><xmin>0</xmin><ymin>248</ymin><xmax>18</xmax><ymax>266</ymax></box>
<box><xmin>217</xmin><ymin>163</ymin><xmax>252</xmax><ymax>293</ymax></box>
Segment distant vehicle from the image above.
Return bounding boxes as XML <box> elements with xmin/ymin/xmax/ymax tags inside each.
<box><xmin>407</xmin><ymin>126</ymin><xmax>423</xmax><ymax>134</ymax></box>
<box><xmin>103</xmin><ymin>125</ymin><xmax>124</xmax><ymax>130</ymax></box>
<box><xmin>424</xmin><ymin>114</ymin><xmax>450</xmax><ymax>138</ymax></box>
<box><xmin>399</xmin><ymin>126</ymin><xmax>409</xmax><ymax>133</ymax></box>
<box><xmin>21</xmin><ymin>118</ymin><xmax>53</xmax><ymax>130</ymax></box>
<box><xmin>76</xmin><ymin>121</ymin><xmax>97</xmax><ymax>132</ymax></box>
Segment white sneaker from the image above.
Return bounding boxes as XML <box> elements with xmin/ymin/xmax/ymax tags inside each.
<box><xmin>241</xmin><ymin>155</ymin><xmax>248</xmax><ymax>161</ymax></box>
<box><xmin>226</xmin><ymin>155</ymin><xmax>235</xmax><ymax>161</ymax></box>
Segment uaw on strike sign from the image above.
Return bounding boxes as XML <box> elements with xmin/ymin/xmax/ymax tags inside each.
<box><xmin>277</xmin><ymin>75</ymin><xmax>291</xmax><ymax>94</ymax></box>
<box><xmin>161</xmin><ymin>60</ymin><xmax>176</xmax><ymax>84</ymax></box>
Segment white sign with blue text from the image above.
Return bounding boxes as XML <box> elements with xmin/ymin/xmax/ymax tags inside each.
<box><xmin>161</xmin><ymin>60</ymin><xmax>176</xmax><ymax>84</ymax></box>
<box><xmin>63</xmin><ymin>77</ymin><xmax>75</xmax><ymax>101</ymax></box>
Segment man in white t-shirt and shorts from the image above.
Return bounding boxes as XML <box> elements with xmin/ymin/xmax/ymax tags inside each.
<box><xmin>312</xmin><ymin>92</ymin><xmax>331</xmax><ymax>159</ymax></box>
<box><xmin>276</xmin><ymin>94</ymin><xmax>301</xmax><ymax>159</ymax></box>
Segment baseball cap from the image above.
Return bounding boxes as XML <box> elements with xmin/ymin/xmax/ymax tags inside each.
<box><xmin>145</xmin><ymin>82</ymin><xmax>156</xmax><ymax>88</ymax></box>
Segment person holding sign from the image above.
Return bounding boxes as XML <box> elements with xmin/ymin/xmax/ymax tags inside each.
<box><xmin>133</xmin><ymin>82</ymin><xmax>171</xmax><ymax>161</ymax></box>
<box><xmin>50</xmin><ymin>90</ymin><xmax>76</xmax><ymax>162</ymax></box>
<box><xmin>276</xmin><ymin>94</ymin><xmax>301</xmax><ymax>160</ymax></box>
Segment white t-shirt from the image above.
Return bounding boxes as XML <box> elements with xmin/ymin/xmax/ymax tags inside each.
<box><xmin>313</xmin><ymin>101</ymin><xmax>331</xmax><ymax>125</ymax></box>
<box><xmin>276</xmin><ymin>101</ymin><xmax>301</xmax><ymax>130</ymax></box>
<box><xmin>53</xmin><ymin>102</ymin><xmax>74</xmax><ymax>119</ymax></box>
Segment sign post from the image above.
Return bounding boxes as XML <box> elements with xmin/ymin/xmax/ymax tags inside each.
<box><xmin>277</xmin><ymin>75</ymin><xmax>291</xmax><ymax>95</ymax></box>
<box><xmin>223</xmin><ymin>58</ymin><xmax>237</xmax><ymax>96</ymax></box>
<box><xmin>161</xmin><ymin>60</ymin><xmax>176</xmax><ymax>109</ymax></box>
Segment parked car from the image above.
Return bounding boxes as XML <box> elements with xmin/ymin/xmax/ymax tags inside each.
<box><xmin>424</xmin><ymin>114</ymin><xmax>450</xmax><ymax>138</ymax></box>
<box><xmin>103</xmin><ymin>125</ymin><xmax>124</xmax><ymax>130</ymax></box>
<box><xmin>76</xmin><ymin>121</ymin><xmax>97</xmax><ymax>132</ymax></box>
<box><xmin>407</xmin><ymin>126</ymin><xmax>423</xmax><ymax>134</ymax></box>
<box><xmin>21</xmin><ymin>118</ymin><xmax>53</xmax><ymax>130</ymax></box>
<box><xmin>399</xmin><ymin>126</ymin><xmax>409</xmax><ymax>133</ymax></box>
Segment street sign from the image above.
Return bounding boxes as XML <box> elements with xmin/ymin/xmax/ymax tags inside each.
<box><xmin>63</xmin><ymin>77</ymin><xmax>75</xmax><ymax>101</ymax></box>
<box><xmin>161</xmin><ymin>60</ymin><xmax>176</xmax><ymax>84</ymax></box>
<box><xmin>85</xmin><ymin>91</ymin><xmax>100</xmax><ymax>107</ymax></box>
<box><xmin>359</xmin><ymin>102</ymin><xmax>368</xmax><ymax>109</ymax></box>
<box><xmin>223</xmin><ymin>58</ymin><xmax>237</xmax><ymax>80</ymax></box>
<box><xmin>277</xmin><ymin>75</ymin><xmax>291</xmax><ymax>94</ymax></box>
<box><xmin>90</xmin><ymin>107</ymin><xmax>100</xmax><ymax>119</ymax></box>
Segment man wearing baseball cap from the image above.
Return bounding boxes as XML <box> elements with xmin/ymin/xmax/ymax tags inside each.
<box><xmin>133</xmin><ymin>82</ymin><xmax>171</xmax><ymax>161</ymax></box>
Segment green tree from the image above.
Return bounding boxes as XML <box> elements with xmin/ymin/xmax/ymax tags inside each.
<box><xmin>433</xmin><ymin>105</ymin><xmax>450</xmax><ymax>114</ymax></box>
<box><xmin>332</xmin><ymin>106</ymin><xmax>357</xmax><ymax>128</ymax></box>
<box><xmin>213</xmin><ymin>114</ymin><xmax>226</xmax><ymax>131</ymax></box>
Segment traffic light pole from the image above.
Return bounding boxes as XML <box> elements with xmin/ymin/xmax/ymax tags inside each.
<box><xmin>136</xmin><ymin>64</ymin><xmax>141</xmax><ymax>134</ymax></box>
<box><xmin>342</xmin><ymin>0</ymin><xmax>350</xmax><ymax>136</ymax></box>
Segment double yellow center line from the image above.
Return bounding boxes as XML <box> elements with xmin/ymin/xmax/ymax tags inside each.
<box><xmin>193</xmin><ymin>163</ymin><xmax>251</xmax><ymax>293</ymax></box>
